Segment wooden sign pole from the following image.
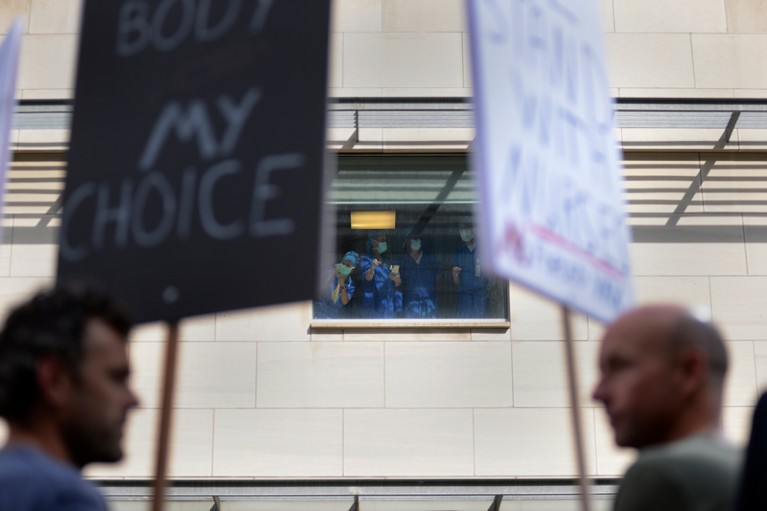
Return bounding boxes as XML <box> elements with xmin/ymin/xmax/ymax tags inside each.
<box><xmin>561</xmin><ymin>306</ymin><xmax>592</xmax><ymax>511</ymax></box>
<box><xmin>151</xmin><ymin>322</ymin><xmax>180</xmax><ymax>511</ymax></box>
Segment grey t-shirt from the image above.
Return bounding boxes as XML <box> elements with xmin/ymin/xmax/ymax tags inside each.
<box><xmin>0</xmin><ymin>445</ymin><xmax>108</xmax><ymax>510</ymax></box>
<box><xmin>614</xmin><ymin>434</ymin><xmax>742</xmax><ymax>511</ymax></box>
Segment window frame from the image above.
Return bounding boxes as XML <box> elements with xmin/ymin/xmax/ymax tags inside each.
<box><xmin>311</xmin><ymin>154</ymin><xmax>510</xmax><ymax>329</ymax></box>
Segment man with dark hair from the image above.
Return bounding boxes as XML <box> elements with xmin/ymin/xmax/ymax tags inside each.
<box><xmin>0</xmin><ymin>285</ymin><xmax>138</xmax><ymax>509</ymax></box>
<box><xmin>593</xmin><ymin>304</ymin><xmax>741</xmax><ymax>511</ymax></box>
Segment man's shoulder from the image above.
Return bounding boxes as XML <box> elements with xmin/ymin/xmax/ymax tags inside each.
<box><xmin>0</xmin><ymin>446</ymin><xmax>107</xmax><ymax>510</ymax></box>
<box><xmin>637</xmin><ymin>434</ymin><xmax>741</xmax><ymax>473</ymax></box>
<box><xmin>615</xmin><ymin>435</ymin><xmax>741</xmax><ymax>511</ymax></box>
<box><xmin>0</xmin><ymin>445</ymin><xmax>76</xmax><ymax>479</ymax></box>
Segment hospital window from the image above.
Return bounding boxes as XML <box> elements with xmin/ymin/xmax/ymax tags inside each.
<box><xmin>313</xmin><ymin>155</ymin><xmax>509</xmax><ymax>321</ymax></box>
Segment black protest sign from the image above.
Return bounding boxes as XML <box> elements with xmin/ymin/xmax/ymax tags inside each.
<box><xmin>58</xmin><ymin>0</ymin><xmax>331</xmax><ymax>323</ymax></box>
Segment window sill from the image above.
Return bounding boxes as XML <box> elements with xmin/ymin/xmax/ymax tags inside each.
<box><xmin>310</xmin><ymin>319</ymin><xmax>510</xmax><ymax>330</ymax></box>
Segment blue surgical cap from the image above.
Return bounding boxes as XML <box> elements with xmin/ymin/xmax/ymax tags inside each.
<box><xmin>342</xmin><ymin>251</ymin><xmax>359</xmax><ymax>266</ymax></box>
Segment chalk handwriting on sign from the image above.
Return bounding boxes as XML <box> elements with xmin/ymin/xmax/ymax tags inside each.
<box><xmin>116</xmin><ymin>0</ymin><xmax>274</xmax><ymax>56</ymax></box>
<box><xmin>468</xmin><ymin>0</ymin><xmax>633</xmax><ymax>322</ymax></box>
<box><xmin>138</xmin><ymin>88</ymin><xmax>262</xmax><ymax>169</ymax></box>
<box><xmin>60</xmin><ymin>87</ymin><xmax>302</xmax><ymax>259</ymax></box>
<box><xmin>59</xmin><ymin>0</ymin><xmax>331</xmax><ymax>323</ymax></box>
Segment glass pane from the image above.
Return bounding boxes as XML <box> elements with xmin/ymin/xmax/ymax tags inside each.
<box><xmin>314</xmin><ymin>156</ymin><xmax>508</xmax><ymax>320</ymax></box>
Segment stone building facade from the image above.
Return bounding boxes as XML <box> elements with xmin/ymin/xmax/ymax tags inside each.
<box><xmin>1</xmin><ymin>0</ymin><xmax>767</xmax><ymax>490</ymax></box>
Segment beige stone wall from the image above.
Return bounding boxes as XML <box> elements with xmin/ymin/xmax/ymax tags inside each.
<box><xmin>4</xmin><ymin>0</ymin><xmax>767</xmax><ymax>99</ymax></box>
<box><xmin>1</xmin><ymin>0</ymin><xmax>767</xmax><ymax>481</ymax></box>
<box><xmin>1</xmin><ymin>0</ymin><xmax>79</xmax><ymax>100</ymax></box>
<box><xmin>2</xmin><ymin>149</ymin><xmax>766</xmax><ymax>479</ymax></box>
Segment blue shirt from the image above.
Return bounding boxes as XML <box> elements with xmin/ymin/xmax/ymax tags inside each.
<box><xmin>0</xmin><ymin>445</ymin><xmax>108</xmax><ymax>510</ymax></box>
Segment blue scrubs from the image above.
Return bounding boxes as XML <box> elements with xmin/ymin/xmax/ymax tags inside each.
<box><xmin>400</xmin><ymin>251</ymin><xmax>438</xmax><ymax>318</ymax></box>
<box><xmin>315</xmin><ymin>269</ymin><xmax>355</xmax><ymax>318</ymax></box>
<box><xmin>453</xmin><ymin>244</ymin><xmax>489</xmax><ymax>317</ymax></box>
<box><xmin>360</xmin><ymin>255</ymin><xmax>402</xmax><ymax>318</ymax></box>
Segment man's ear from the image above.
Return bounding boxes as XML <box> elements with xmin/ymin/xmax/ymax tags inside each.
<box><xmin>36</xmin><ymin>355</ymin><xmax>73</xmax><ymax>409</ymax></box>
<box><xmin>677</xmin><ymin>347</ymin><xmax>707</xmax><ymax>396</ymax></box>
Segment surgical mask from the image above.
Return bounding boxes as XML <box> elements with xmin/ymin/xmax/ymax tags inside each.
<box><xmin>376</xmin><ymin>241</ymin><xmax>388</xmax><ymax>254</ymax></box>
<box><xmin>409</xmin><ymin>239</ymin><xmax>422</xmax><ymax>251</ymax></box>
<box><xmin>336</xmin><ymin>263</ymin><xmax>352</xmax><ymax>276</ymax></box>
<box><xmin>459</xmin><ymin>228</ymin><xmax>474</xmax><ymax>243</ymax></box>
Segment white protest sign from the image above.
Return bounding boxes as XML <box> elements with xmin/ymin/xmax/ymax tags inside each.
<box><xmin>0</xmin><ymin>20</ymin><xmax>22</xmax><ymax>244</ymax></box>
<box><xmin>468</xmin><ymin>0</ymin><xmax>633</xmax><ymax>323</ymax></box>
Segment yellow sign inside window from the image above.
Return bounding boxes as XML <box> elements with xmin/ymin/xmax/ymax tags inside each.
<box><xmin>350</xmin><ymin>211</ymin><xmax>396</xmax><ymax>230</ymax></box>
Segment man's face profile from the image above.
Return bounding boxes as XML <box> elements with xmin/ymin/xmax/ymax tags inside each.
<box><xmin>593</xmin><ymin>317</ymin><xmax>685</xmax><ymax>449</ymax></box>
<box><xmin>60</xmin><ymin>318</ymin><xmax>138</xmax><ymax>468</ymax></box>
